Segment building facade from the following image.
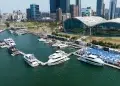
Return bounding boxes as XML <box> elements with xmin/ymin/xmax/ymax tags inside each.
<box><xmin>81</xmin><ymin>7</ymin><xmax>92</xmax><ymax>17</ymax></box>
<box><xmin>30</xmin><ymin>4</ymin><xmax>41</xmax><ymax>20</ymax></box>
<box><xmin>115</xmin><ymin>8</ymin><xmax>120</xmax><ymax>18</ymax></box>
<box><xmin>70</xmin><ymin>5</ymin><xmax>78</xmax><ymax>17</ymax></box>
<box><xmin>26</xmin><ymin>8</ymin><xmax>31</xmax><ymax>20</ymax></box>
<box><xmin>64</xmin><ymin>16</ymin><xmax>120</xmax><ymax>36</ymax></box>
<box><xmin>50</xmin><ymin>0</ymin><xmax>70</xmax><ymax>13</ymax></box>
<box><xmin>76</xmin><ymin>0</ymin><xmax>81</xmax><ymax>16</ymax></box>
<box><xmin>56</xmin><ymin>8</ymin><xmax>62</xmax><ymax>21</ymax></box>
<box><xmin>109</xmin><ymin>0</ymin><xmax>117</xmax><ymax>19</ymax></box>
<box><xmin>96</xmin><ymin>0</ymin><xmax>104</xmax><ymax>17</ymax></box>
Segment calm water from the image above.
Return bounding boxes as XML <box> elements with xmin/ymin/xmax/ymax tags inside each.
<box><xmin>0</xmin><ymin>31</ymin><xmax>120</xmax><ymax>86</ymax></box>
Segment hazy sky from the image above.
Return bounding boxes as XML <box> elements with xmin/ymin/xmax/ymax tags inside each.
<box><xmin>0</xmin><ymin>0</ymin><xmax>120</xmax><ymax>13</ymax></box>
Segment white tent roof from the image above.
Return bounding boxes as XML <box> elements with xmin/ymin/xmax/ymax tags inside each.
<box><xmin>107</xmin><ymin>18</ymin><xmax>120</xmax><ymax>23</ymax></box>
<box><xmin>75</xmin><ymin>16</ymin><xmax>107</xmax><ymax>27</ymax></box>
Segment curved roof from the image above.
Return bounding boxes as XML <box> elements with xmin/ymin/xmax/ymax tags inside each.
<box><xmin>107</xmin><ymin>18</ymin><xmax>120</xmax><ymax>23</ymax></box>
<box><xmin>65</xmin><ymin>16</ymin><xmax>120</xmax><ymax>27</ymax></box>
<box><xmin>74</xmin><ymin>16</ymin><xmax>107</xmax><ymax>27</ymax></box>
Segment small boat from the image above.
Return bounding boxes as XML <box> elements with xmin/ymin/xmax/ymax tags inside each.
<box><xmin>0</xmin><ymin>30</ymin><xmax>4</xmax><ymax>33</ymax></box>
<box><xmin>9</xmin><ymin>30</ymin><xmax>14</xmax><ymax>34</ymax></box>
<box><xmin>44</xmin><ymin>39</ymin><xmax>53</xmax><ymax>44</ymax></box>
<box><xmin>38</xmin><ymin>38</ymin><xmax>47</xmax><ymax>42</ymax></box>
<box><xmin>23</xmin><ymin>54</ymin><xmax>39</xmax><ymax>67</ymax></box>
<box><xmin>4</xmin><ymin>38</ymin><xmax>16</xmax><ymax>46</ymax></box>
<box><xmin>52</xmin><ymin>41</ymin><xmax>68</xmax><ymax>49</ymax></box>
<box><xmin>47</xmin><ymin>50</ymin><xmax>70</xmax><ymax>66</ymax></box>
<box><xmin>15</xmin><ymin>30</ymin><xmax>27</xmax><ymax>35</ymax></box>
<box><xmin>0</xmin><ymin>41</ymin><xmax>9</xmax><ymax>48</ymax></box>
<box><xmin>78</xmin><ymin>53</ymin><xmax>105</xmax><ymax>66</ymax></box>
<box><xmin>8</xmin><ymin>46</ymin><xmax>20</xmax><ymax>56</ymax></box>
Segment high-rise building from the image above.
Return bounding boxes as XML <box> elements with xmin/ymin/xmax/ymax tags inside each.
<box><xmin>30</xmin><ymin>4</ymin><xmax>41</xmax><ymax>20</ymax></box>
<box><xmin>26</xmin><ymin>8</ymin><xmax>31</xmax><ymax>20</ymax></box>
<box><xmin>50</xmin><ymin>0</ymin><xmax>70</xmax><ymax>13</ymax></box>
<box><xmin>76</xmin><ymin>0</ymin><xmax>81</xmax><ymax>16</ymax></box>
<box><xmin>56</xmin><ymin>8</ymin><xmax>62</xmax><ymax>21</ymax></box>
<box><xmin>105</xmin><ymin>9</ymin><xmax>109</xmax><ymax>19</ymax></box>
<box><xmin>109</xmin><ymin>0</ymin><xmax>117</xmax><ymax>19</ymax></box>
<box><xmin>70</xmin><ymin>5</ymin><xmax>79</xmax><ymax>17</ymax></box>
<box><xmin>81</xmin><ymin>7</ymin><xmax>92</xmax><ymax>17</ymax></box>
<box><xmin>26</xmin><ymin>4</ymin><xmax>41</xmax><ymax>21</ymax></box>
<box><xmin>103</xmin><ymin>3</ymin><xmax>105</xmax><ymax>18</ymax></box>
<box><xmin>115</xmin><ymin>7</ymin><xmax>120</xmax><ymax>18</ymax></box>
<box><xmin>96</xmin><ymin>0</ymin><xmax>104</xmax><ymax>17</ymax></box>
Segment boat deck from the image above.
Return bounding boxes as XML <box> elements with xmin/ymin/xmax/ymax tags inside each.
<box><xmin>19</xmin><ymin>51</ymin><xmax>47</xmax><ymax>66</ymax></box>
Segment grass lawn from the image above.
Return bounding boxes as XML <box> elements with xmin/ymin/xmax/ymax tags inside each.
<box><xmin>86</xmin><ymin>36</ymin><xmax>120</xmax><ymax>44</ymax></box>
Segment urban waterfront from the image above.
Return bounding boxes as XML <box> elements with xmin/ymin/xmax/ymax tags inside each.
<box><xmin>0</xmin><ymin>31</ymin><xmax>120</xmax><ymax>86</ymax></box>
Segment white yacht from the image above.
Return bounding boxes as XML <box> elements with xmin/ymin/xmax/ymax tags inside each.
<box><xmin>78</xmin><ymin>54</ymin><xmax>105</xmax><ymax>66</ymax></box>
<box><xmin>44</xmin><ymin>39</ymin><xmax>53</xmax><ymax>44</ymax></box>
<box><xmin>4</xmin><ymin>38</ymin><xmax>16</xmax><ymax>46</ymax></box>
<box><xmin>47</xmin><ymin>50</ymin><xmax>70</xmax><ymax>66</ymax></box>
<box><xmin>23</xmin><ymin>54</ymin><xmax>39</xmax><ymax>67</ymax></box>
<box><xmin>0</xmin><ymin>30</ymin><xmax>4</xmax><ymax>33</ymax></box>
<box><xmin>9</xmin><ymin>30</ymin><xmax>14</xmax><ymax>34</ymax></box>
<box><xmin>38</xmin><ymin>38</ymin><xmax>47</xmax><ymax>42</ymax></box>
<box><xmin>52</xmin><ymin>41</ymin><xmax>68</xmax><ymax>48</ymax></box>
<box><xmin>0</xmin><ymin>42</ymin><xmax>9</xmax><ymax>48</ymax></box>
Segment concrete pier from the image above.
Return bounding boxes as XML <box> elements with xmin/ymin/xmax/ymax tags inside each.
<box><xmin>104</xmin><ymin>63</ymin><xmax>120</xmax><ymax>70</ymax></box>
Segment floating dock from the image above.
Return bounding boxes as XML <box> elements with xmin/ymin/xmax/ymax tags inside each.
<box><xmin>104</xmin><ymin>63</ymin><xmax>120</xmax><ymax>70</ymax></box>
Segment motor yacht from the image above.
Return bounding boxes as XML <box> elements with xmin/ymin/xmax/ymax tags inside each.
<box><xmin>52</xmin><ymin>41</ymin><xmax>68</xmax><ymax>49</ymax></box>
<box><xmin>9</xmin><ymin>30</ymin><xmax>14</xmax><ymax>34</ymax></box>
<box><xmin>8</xmin><ymin>46</ymin><xmax>20</xmax><ymax>56</ymax></box>
<box><xmin>0</xmin><ymin>30</ymin><xmax>4</xmax><ymax>33</ymax></box>
<box><xmin>4</xmin><ymin>38</ymin><xmax>16</xmax><ymax>46</ymax></box>
<box><xmin>38</xmin><ymin>38</ymin><xmax>47</xmax><ymax>42</ymax></box>
<box><xmin>23</xmin><ymin>54</ymin><xmax>39</xmax><ymax>67</ymax></box>
<box><xmin>78</xmin><ymin>53</ymin><xmax>105</xmax><ymax>66</ymax></box>
<box><xmin>47</xmin><ymin>50</ymin><xmax>70</xmax><ymax>66</ymax></box>
<box><xmin>0</xmin><ymin>41</ymin><xmax>9</xmax><ymax>48</ymax></box>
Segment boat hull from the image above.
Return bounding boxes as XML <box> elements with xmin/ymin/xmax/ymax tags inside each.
<box><xmin>23</xmin><ymin>57</ymin><xmax>39</xmax><ymax>67</ymax></box>
<box><xmin>47</xmin><ymin>58</ymin><xmax>70</xmax><ymax>66</ymax></box>
<box><xmin>78</xmin><ymin>57</ymin><xmax>104</xmax><ymax>66</ymax></box>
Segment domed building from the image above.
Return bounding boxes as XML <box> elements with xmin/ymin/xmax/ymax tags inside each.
<box><xmin>64</xmin><ymin>16</ymin><xmax>120</xmax><ymax>36</ymax></box>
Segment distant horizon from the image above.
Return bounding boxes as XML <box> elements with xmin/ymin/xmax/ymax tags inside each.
<box><xmin>0</xmin><ymin>0</ymin><xmax>120</xmax><ymax>13</ymax></box>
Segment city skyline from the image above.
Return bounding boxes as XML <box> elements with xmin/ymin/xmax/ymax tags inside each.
<box><xmin>1</xmin><ymin>0</ymin><xmax>120</xmax><ymax>13</ymax></box>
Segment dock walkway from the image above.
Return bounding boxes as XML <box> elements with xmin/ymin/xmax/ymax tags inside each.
<box><xmin>104</xmin><ymin>63</ymin><xmax>120</xmax><ymax>70</ymax></box>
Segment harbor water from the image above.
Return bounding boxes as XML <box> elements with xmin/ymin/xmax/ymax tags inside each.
<box><xmin>0</xmin><ymin>30</ymin><xmax>120</xmax><ymax>86</ymax></box>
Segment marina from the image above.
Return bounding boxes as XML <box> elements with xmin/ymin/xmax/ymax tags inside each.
<box><xmin>0</xmin><ymin>30</ymin><xmax>120</xmax><ymax>86</ymax></box>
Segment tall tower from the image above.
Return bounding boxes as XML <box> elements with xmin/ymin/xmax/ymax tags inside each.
<box><xmin>76</xmin><ymin>0</ymin><xmax>81</xmax><ymax>16</ymax></box>
<box><xmin>109</xmin><ymin>0</ymin><xmax>117</xmax><ymax>19</ymax></box>
<box><xmin>50</xmin><ymin>0</ymin><xmax>70</xmax><ymax>13</ymax></box>
<box><xmin>30</xmin><ymin>4</ymin><xmax>41</xmax><ymax>20</ymax></box>
<box><xmin>56</xmin><ymin>8</ymin><xmax>62</xmax><ymax>21</ymax></box>
<box><xmin>70</xmin><ymin>5</ymin><xmax>79</xmax><ymax>17</ymax></box>
<box><xmin>96</xmin><ymin>0</ymin><xmax>104</xmax><ymax>17</ymax></box>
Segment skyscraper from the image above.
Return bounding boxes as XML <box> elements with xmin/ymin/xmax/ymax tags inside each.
<box><xmin>30</xmin><ymin>4</ymin><xmax>41</xmax><ymax>20</ymax></box>
<box><xmin>50</xmin><ymin>0</ymin><xmax>70</xmax><ymax>13</ymax></box>
<box><xmin>103</xmin><ymin>3</ymin><xmax>105</xmax><ymax>18</ymax></box>
<box><xmin>26</xmin><ymin>4</ymin><xmax>41</xmax><ymax>21</ymax></box>
<box><xmin>70</xmin><ymin>5</ymin><xmax>79</xmax><ymax>17</ymax></box>
<box><xmin>76</xmin><ymin>0</ymin><xmax>81</xmax><ymax>16</ymax></box>
<box><xmin>96</xmin><ymin>0</ymin><xmax>104</xmax><ymax>17</ymax></box>
<box><xmin>109</xmin><ymin>0</ymin><xmax>117</xmax><ymax>19</ymax></box>
<box><xmin>56</xmin><ymin>8</ymin><xmax>62</xmax><ymax>21</ymax></box>
<box><xmin>26</xmin><ymin>8</ymin><xmax>31</xmax><ymax>20</ymax></box>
